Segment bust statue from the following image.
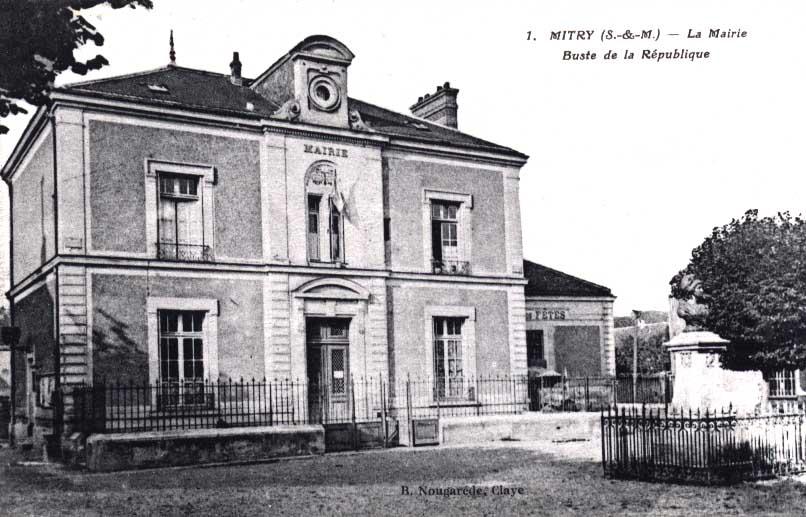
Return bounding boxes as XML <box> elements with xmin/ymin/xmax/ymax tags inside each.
<box><xmin>675</xmin><ymin>274</ymin><xmax>709</xmax><ymax>332</ymax></box>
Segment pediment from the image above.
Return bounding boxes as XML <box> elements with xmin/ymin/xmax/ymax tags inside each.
<box><xmin>292</xmin><ymin>35</ymin><xmax>355</xmax><ymax>64</ymax></box>
<box><xmin>292</xmin><ymin>277</ymin><xmax>370</xmax><ymax>301</ymax></box>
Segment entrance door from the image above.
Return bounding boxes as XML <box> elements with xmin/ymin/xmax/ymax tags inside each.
<box><xmin>307</xmin><ymin>318</ymin><xmax>350</xmax><ymax>423</ymax></box>
<box><xmin>526</xmin><ymin>329</ymin><xmax>545</xmax><ymax>411</ymax></box>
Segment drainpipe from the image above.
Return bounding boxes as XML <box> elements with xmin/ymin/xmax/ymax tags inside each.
<box><xmin>51</xmin><ymin>112</ymin><xmax>62</xmax><ymax>442</ymax></box>
<box><xmin>7</xmin><ymin>179</ymin><xmax>14</xmax><ymax>445</ymax></box>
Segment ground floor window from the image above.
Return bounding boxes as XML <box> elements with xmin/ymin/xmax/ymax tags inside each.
<box><xmin>526</xmin><ymin>329</ymin><xmax>545</xmax><ymax>369</ymax></box>
<box><xmin>433</xmin><ymin>317</ymin><xmax>465</xmax><ymax>399</ymax></box>
<box><xmin>768</xmin><ymin>370</ymin><xmax>797</xmax><ymax>398</ymax></box>
<box><xmin>158</xmin><ymin>310</ymin><xmax>206</xmax><ymax>406</ymax></box>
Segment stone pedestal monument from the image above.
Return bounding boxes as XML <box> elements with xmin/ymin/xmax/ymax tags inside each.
<box><xmin>665</xmin><ymin>275</ymin><xmax>767</xmax><ymax>414</ymax></box>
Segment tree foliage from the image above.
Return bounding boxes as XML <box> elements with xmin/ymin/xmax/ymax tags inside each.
<box><xmin>671</xmin><ymin>209</ymin><xmax>806</xmax><ymax>371</ymax></box>
<box><xmin>0</xmin><ymin>0</ymin><xmax>153</xmax><ymax>134</ymax></box>
<box><xmin>615</xmin><ymin>324</ymin><xmax>671</xmax><ymax>375</ymax></box>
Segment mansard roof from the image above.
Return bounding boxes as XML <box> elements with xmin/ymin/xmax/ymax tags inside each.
<box><xmin>55</xmin><ymin>65</ymin><xmax>526</xmax><ymax>159</ymax></box>
<box><xmin>523</xmin><ymin>259</ymin><xmax>614</xmax><ymax>298</ymax></box>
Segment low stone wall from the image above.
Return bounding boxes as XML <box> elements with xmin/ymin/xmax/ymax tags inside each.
<box><xmin>439</xmin><ymin>413</ymin><xmax>601</xmax><ymax>445</ymax></box>
<box><xmin>86</xmin><ymin>425</ymin><xmax>325</xmax><ymax>472</ymax></box>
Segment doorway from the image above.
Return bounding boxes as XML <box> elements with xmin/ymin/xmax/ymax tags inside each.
<box><xmin>306</xmin><ymin>317</ymin><xmax>350</xmax><ymax>423</ymax></box>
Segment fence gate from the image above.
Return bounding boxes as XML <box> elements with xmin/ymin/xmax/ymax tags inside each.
<box><xmin>322</xmin><ymin>377</ymin><xmax>398</xmax><ymax>452</ymax></box>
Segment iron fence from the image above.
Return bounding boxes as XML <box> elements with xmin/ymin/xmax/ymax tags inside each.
<box><xmin>393</xmin><ymin>375</ymin><xmax>529</xmax><ymax>420</ymax></box>
<box><xmin>527</xmin><ymin>374</ymin><xmax>673</xmax><ymax>412</ymax></box>
<box><xmin>72</xmin><ymin>374</ymin><xmax>674</xmax><ymax>435</ymax></box>
<box><xmin>602</xmin><ymin>406</ymin><xmax>806</xmax><ymax>484</ymax></box>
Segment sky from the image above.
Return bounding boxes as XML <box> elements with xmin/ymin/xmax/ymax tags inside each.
<box><xmin>1</xmin><ymin>0</ymin><xmax>804</xmax><ymax>315</ymax></box>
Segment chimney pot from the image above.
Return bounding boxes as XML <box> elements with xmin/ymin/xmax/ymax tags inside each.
<box><xmin>229</xmin><ymin>51</ymin><xmax>243</xmax><ymax>86</ymax></box>
<box><xmin>409</xmin><ymin>81</ymin><xmax>459</xmax><ymax>129</ymax></box>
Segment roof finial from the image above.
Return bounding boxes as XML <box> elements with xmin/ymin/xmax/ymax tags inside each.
<box><xmin>169</xmin><ymin>29</ymin><xmax>176</xmax><ymax>66</ymax></box>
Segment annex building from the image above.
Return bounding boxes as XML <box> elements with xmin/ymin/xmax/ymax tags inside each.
<box><xmin>2</xmin><ymin>35</ymin><xmax>615</xmax><ymax>449</ymax></box>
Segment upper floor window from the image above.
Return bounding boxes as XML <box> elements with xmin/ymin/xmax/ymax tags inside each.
<box><xmin>307</xmin><ymin>194</ymin><xmax>321</xmax><ymax>260</ymax></box>
<box><xmin>431</xmin><ymin>201</ymin><xmax>460</xmax><ymax>269</ymax></box>
<box><xmin>158</xmin><ymin>173</ymin><xmax>211</xmax><ymax>262</ymax></box>
<box><xmin>424</xmin><ymin>190</ymin><xmax>472</xmax><ymax>275</ymax></box>
<box><xmin>306</xmin><ymin>161</ymin><xmax>344</xmax><ymax>264</ymax></box>
<box><xmin>146</xmin><ymin>161</ymin><xmax>215</xmax><ymax>263</ymax></box>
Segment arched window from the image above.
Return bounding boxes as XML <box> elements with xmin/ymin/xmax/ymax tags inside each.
<box><xmin>305</xmin><ymin>161</ymin><xmax>344</xmax><ymax>263</ymax></box>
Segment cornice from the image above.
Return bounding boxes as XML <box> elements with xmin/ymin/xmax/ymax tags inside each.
<box><xmin>1</xmin><ymin>106</ymin><xmax>51</xmax><ymax>181</ymax></box>
<box><xmin>7</xmin><ymin>254</ymin><xmax>530</xmax><ymax>299</ymax></box>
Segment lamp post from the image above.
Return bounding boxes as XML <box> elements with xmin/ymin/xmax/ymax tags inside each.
<box><xmin>1</xmin><ymin>326</ymin><xmax>21</xmax><ymax>445</ymax></box>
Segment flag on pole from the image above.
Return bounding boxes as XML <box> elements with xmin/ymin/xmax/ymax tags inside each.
<box><xmin>331</xmin><ymin>183</ymin><xmax>345</xmax><ymax>214</ymax></box>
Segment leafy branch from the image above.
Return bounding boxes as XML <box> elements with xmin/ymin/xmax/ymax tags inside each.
<box><xmin>0</xmin><ymin>0</ymin><xmax>153</xmax><ymax>134</ymax></box>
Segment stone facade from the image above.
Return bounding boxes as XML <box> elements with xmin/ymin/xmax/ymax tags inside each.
<box><xmin>524</xmin><ymin>298</ymin><xmax>615</xmax><ymax>376</ymax></box>
<box><xmin>1</xmin><ymin>35</ymin><xmax>532</xmax><ymax>441</ymax></box>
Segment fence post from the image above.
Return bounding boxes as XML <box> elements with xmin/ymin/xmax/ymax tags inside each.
<box><xmin>601</xmin><ymin>406</ymin><xmax>607</xmax><ymax>476</ymax></box>
<box><xmin>351</xmin><ymin>376</ymin><xmax>358</xmax><ymax>450</ymax></box>
<box><xmin>562</xmin><ymin>373</ymin><xmax>567</xmax><ymax>408</ymax></box>
<box><xmin>436</xmin><ymin>377</ymin><xmax>441</xmax><ymax>420</ymax></box>
<box><xmin>406</xmin><ymin>374</ymin><xmax>412</xmax><ymax>446</ymax></box>
<box><xmin>612</xmin><ymin>377</ymin><xmax>617</xmax><ymax>407</ymax></box>
<box><xmin>705</xmin><ymin>408</ymin><xmax>712</xmax><ymax>485</ymax></box>
<box><xmin>268</xmin><ymin>379</ymin><xmax>273</xmax><ymax>426</ymax></box>
<box><xmin>380</xmin><ymin>376</ymin><xmax>388</xmax><ymax>448</ymax></box>
<box><xmin>535</xmin><ymin>377</ymin><xmax>543</xmax><ymax>411</ymax></box>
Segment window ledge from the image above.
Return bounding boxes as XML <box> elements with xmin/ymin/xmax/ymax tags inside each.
<box><xmin>308</xmin><ymin>260</ymin><xmax>348</xmax><ymax>268</ymax></box>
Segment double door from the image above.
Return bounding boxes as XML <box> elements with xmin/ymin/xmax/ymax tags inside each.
<box><xmin>307</xmin><ymin>318</ymin><xmax>350</xmax><ymax>423</ymax></box>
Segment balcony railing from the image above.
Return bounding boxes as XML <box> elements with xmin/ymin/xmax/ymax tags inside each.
<box><xmin>431</xmin><ymin>259</ymin><xmax>471</xmax><ymax>275</ymax></box>
<box><xmin>157</xmin><ymin>242</ymin><xmax>214</xmax><ymax>262</ymax></box>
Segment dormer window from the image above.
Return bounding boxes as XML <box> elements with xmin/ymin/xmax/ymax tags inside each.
<box><xmin>147</xmin><ymin>84</ymin><xmax>170</xmax><ymax>93</ymax></box>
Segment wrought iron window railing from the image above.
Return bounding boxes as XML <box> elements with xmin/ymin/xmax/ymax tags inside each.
<box><xmin>431</xmin><ymin>259</ymin><xmax>471</xmax><ymax>275</ymax></box>
<box><xmin>157</xmin><ymin>242</ymin><xmax>214</xmax><ymax>262</ymax></box>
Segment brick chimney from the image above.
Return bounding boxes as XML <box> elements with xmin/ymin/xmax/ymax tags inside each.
<box><xmin>229</xmin><ymin>51</ymin><xmax>242</xmax><ymax>86</ymax></box>
<box><xmin>410</xmin><ymin>82</ymin><xmax>459</xmax><ymax>128</ymax></box>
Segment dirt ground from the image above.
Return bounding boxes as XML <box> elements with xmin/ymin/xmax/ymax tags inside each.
<box><xmin>1</xmin><ymin>440</ymin><xmax>806</xmax><ymax>517</ymax></box>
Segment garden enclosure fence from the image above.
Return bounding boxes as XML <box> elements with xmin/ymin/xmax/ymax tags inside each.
<box><xmin>68</xmin><ymin>374</ymin><xmax>673</xmax><ymax>435</ymax></box>
<box><xmin>602</xmin><ymin>406</ymin><xmax>806</xmax><ymax>484</ymax></box>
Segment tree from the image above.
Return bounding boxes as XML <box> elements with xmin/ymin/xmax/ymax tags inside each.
<box><xmin>0</xmin><ymin>0</ymin><xmax>153</xmax><ymax>134</ymax></box>
<box><xmin>671</xmin><ymin>209</ymin><xmax>806</xmax><ymax>371</ymax></box>
<box><xmin>615</xmin><ymin>324</ymin><xmax>671</xmax><ymax>375</ymax></box>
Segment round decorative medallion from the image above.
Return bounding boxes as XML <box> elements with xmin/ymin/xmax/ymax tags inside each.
<box><xmin>308</xmin><ymin>75</ymin><xmax>341</xmax><ymax>112</ymax></box>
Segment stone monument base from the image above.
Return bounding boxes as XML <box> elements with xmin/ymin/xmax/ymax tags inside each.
<box><xmin>666</xmin><ymin>331</ymin><xmax>767</xmax><ymax>414</ymax></box>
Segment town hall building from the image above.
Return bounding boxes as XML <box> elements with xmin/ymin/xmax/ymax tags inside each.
<box><xmin>2</xmin><ymin>35</ymin><xmax>614</xmax><ymax>448</ymax></box>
